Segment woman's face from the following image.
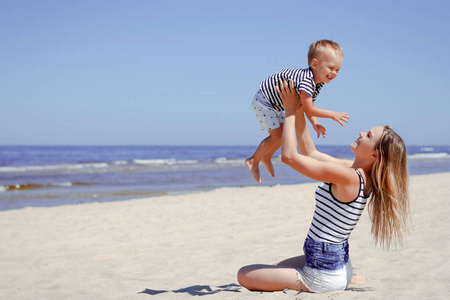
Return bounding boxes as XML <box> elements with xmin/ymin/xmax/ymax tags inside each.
<box><xmin>350</xmin><ymin>126</ymin><xmax>384</xmax><ymax>158</ymax></box>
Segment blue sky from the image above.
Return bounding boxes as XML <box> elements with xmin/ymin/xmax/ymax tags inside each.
<box><xmin>1</xmin><ymin>0</ymin><xmax>449</xmax><ymax>146</ymax></box>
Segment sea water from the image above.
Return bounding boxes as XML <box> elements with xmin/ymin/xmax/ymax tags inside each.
<box><xmin>0</xmin><ymin>145</ymin><xmax>449</xmax><ymax>210</ymax></box>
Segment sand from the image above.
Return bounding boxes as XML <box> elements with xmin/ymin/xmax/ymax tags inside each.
<box><xmin>1</xmin><ymin>172</ymin><xmax>449</xmax><ymax>300</ymax></box>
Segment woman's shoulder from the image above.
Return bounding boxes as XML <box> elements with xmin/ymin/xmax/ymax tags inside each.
<box><xmin>329</xmin><ymin>168</ymin><xmax>368</xmax><ymax>203</ymax></box>
<box><xmin>355</xmin><ymin>168</ymin><xmax>373</xmax><ymax>197</ymax></box>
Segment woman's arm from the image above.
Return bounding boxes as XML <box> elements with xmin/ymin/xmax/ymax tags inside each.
<box><xmin>277</xmin><ymin>80</ymin><xmax>353</xmax><ymax>167</ymax></box>
<box><xmin>278</xmin><ymin>79</ymin><xmax>355</xmax><ymax>184</ymax></box>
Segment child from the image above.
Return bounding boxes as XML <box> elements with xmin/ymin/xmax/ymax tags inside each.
<box><xmin>245</xmin><ymin>39</ymin><xmax>350</xmax><ymax>183</ymax></box>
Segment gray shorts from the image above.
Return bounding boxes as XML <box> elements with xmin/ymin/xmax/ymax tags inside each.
<box><xmin>251</xmin><ymin>90</ymin><xmax>285</xmax><ymax>131</ymax></box>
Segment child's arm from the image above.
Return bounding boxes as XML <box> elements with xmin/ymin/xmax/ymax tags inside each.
<box><xmin>300</xmin><ymin>92</ymin><xmax>350</xmax><ymax>126</ymax></box>
<box><xmin>307</xmin><ymin>115</ymin><xmax>319</xmax><ymax>127</ymax></box>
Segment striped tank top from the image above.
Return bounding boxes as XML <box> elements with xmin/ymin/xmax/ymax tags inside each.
<box><xmin>307</xmin><ymin>169</ymin><xmax>369</xmax><ymax>244</ymax></box>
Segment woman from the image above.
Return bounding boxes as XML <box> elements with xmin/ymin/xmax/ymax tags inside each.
<box><xmin>237</xmin><ymin>79</ymin><xmax>410</xmax><ymax>294</ymax></box>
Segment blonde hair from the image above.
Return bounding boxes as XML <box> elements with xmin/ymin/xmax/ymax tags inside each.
<box><xmin>368</xmin><ymin>126</ymin><xmax>410</xmax><ymax>250</ymax></box>
<box><xmin>307</xmin><ymin>39</ymin><xmax>343</xmax><ymax>65</ymax></box>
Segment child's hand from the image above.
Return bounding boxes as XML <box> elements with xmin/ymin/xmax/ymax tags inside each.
<box><xmin>332</xmin><ymin>112</ymin><xmax>350</xmax><ymax>126</ymax></box>
<box><xmin>313</xmin><ymin>124</ymin><xmax>326</xmax><ymax>138</ymax></box>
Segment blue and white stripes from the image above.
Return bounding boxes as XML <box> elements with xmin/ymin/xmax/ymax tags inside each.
<box><xmin>307</xmin><ymin>169</ymin><xmax>368</xmax><ymax>244</ymax></box>
<box><xmin>260</xmin><ymin>67</ymin><xmax>324</xmax><ymax>111</ymax></box>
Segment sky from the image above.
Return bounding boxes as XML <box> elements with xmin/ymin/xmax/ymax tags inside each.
<box><xmin>1</xmin><ymin>0</ymin><xmax>449</xmax><ymax>146</ymax></box>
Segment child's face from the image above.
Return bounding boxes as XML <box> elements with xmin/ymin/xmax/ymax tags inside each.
<box><xmin>310</xmin><ymin>48</ymin><xmax>343</xmax><ymax>84</ymax></box>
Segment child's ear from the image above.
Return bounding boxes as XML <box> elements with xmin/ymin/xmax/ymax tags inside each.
<box><xmin>310</xmin><ymin>58</ymin><xmax>318</xmax><ymax>68</ymax></box>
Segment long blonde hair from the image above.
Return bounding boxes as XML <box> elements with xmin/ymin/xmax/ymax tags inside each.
<box><xmin>368</xmin><ymin>126</ymin><xmax>410</xmax><ymax>249</ymax></box>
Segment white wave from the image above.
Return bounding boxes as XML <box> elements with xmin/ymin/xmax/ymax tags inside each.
<box><xmin>0</xmin><ymin>158</ymin><xmax>198</xmax><ymax>173</ymax></box>
<box><xmin>215</xmin><ymin>157</ymin><xmax>245</xmax><ymax>164</ymax></box>
<box><xmin>0</xmin><ymin>165</ymin><xmax>60</xmax><ymax>172</ymax></box>
<box><xmin>0</xmin><ymin>166</ymin><xmax>23</xmax><ymax>172</ymax></box>
<box><xmin>55</xmin><ymin>182</ymin><xmax>73</xmax><ymax>187</ymax></box>
<box><xmin>132</xmin><ymin>159</ymin><xmax>177</xmax><ymax>165</ymax></box>
<box><xmin>177</xmin><ymin>160</ymin><xmax>198</xmax><ymax>164</ymax></box>
<box><xmin>68</xmin><ymin>163</ymin><xmax>109</xmax><ymax>169</ymax></box>
<box><xmin>420</xmin><ymin>147</ymin><xmax>434</xmax><ymax>152</ymax></box>
<box><xmin>0</xmin><ymin>185</ymin><xmax>5</xmax><ymax>192</ymax></box>
<box><xmin>408</xmin><ymin>152</ymin><xmax>449</xmax><ymax>160</ymax></box>
<box><xmin>0</xmin><ymin>162</ymin><xmax>110</xmax><ymax>173</ymax></box>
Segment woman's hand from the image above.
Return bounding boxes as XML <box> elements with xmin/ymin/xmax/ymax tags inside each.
<box><xmin>276</xmin><ymin>79</ymin><xmax>300</xmax><ymax>113</ymax></box>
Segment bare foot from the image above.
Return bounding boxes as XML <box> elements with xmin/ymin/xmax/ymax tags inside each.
<box><xmin>261</xmin><ymin>156</ymin><xmax>275</xmax><ymax>177</ymax></box>
<box><xmin>350</xmin><ymin>274</ymin><xmax>368</xmax><ymax>284</ymax></box>
<box><xmin>245</xmin><ymin>158</ymin><xmax>261</xmax><ymax>184</ymax></box>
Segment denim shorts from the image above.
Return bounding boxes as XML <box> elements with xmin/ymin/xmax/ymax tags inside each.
<box><xmin>297</xmin><ymin>238</ymin><xmax>353</xmax><ymax>293</ymax></box>
<box><xmin>251</xmin><ymin>90</ymin><xmax>285</xmax><ymax>131</ymax></box>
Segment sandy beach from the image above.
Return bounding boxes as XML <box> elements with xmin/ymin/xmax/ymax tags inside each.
<box><xmin>1</xmin><ymin>172</ymin><xmax>449</xmax><ymax>299</ymax></box>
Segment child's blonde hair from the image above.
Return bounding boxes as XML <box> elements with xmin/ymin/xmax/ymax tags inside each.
<box><xmin>308</xmin><ymin>40</ymin><xmax>343</xmax><ymax>65</ymax></box>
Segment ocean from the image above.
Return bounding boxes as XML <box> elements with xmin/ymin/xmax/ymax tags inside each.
<box><xmin>1</xmin><ymin>145</ymin><xmax>449</xmax><ymax>210</ymax></box>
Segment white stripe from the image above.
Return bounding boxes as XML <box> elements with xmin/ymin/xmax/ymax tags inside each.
<box><xmin>307</xmin><ymin>170</ymin><xmax>368</xmax><ymax>244</ymax></box>
<box><xmin>260</xmin><ymin>68</ymin><xmax>321</xmax><ymax>111</ymax></box>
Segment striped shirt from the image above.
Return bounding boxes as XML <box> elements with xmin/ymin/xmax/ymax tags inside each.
<box><xmin>260</xmin><ymin>67</ymin><xmax>325</xmax><ymax>112</ymax></box>
<box><xmin>307</xmin><ymin>169</ymin><xmax>369</xmax><ymax>244</ymax></box>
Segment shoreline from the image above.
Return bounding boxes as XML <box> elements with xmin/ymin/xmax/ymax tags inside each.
<box><xmin>2</xmin><ymin>169</ymin><xmax>450</xmax><ymax>211</ymax></box>
<box><xmin>1</xmin><ymin>172</ymin><xmax>449</xmax><ymax>299</ymax></box>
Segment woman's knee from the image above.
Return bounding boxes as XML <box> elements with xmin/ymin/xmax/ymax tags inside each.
<box><xmin>237</xmin><ymin>265</ymin><xmax>249</xmax><ymax>285</ymax></box>
<box><xmin>237</xmin><ymin>265</ymin><xmax>257</xmax><ymax>289</ymax></box>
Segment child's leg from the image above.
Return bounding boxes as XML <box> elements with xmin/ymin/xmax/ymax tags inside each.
<box><xmin>260</xmin><ymin>123</ymin><xmax>284</xmax><ymax>178</ymax></box>
<box><xmin>260</xmin><ymin>142</ymin><xmax>280</xmax><ymax>178</ymax></box>
<box><xmin>245</xmin><ymin>126</ymin><xmax>282</xmax><ymax>184</ymax></box>
<box><xmin>247</xmin><ymin>90</ymin><xmax>284</xmax><ymax>183</ymax></box>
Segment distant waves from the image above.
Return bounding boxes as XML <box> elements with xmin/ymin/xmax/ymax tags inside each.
<box><xmin>0</xmin><ymin>145</ymin><xmax>449</xmax><ymax>210</ymax></box>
